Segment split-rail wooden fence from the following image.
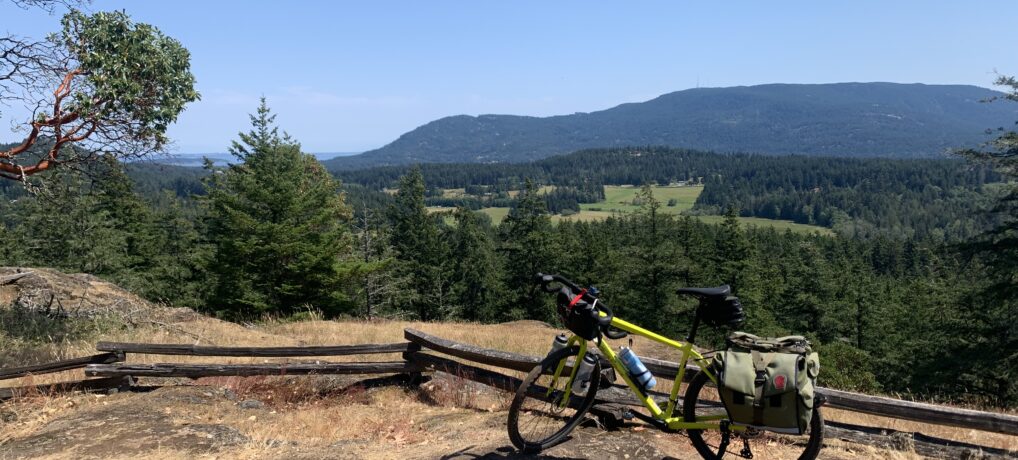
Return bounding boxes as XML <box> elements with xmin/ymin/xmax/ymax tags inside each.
<box><xmin>1</xmin><ymin>328</ymin><xmax>1015</xmax><ymax>459</ymax></box>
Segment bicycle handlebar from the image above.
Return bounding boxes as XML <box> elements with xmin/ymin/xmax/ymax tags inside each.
<box><xmin>535</xmin><ymin>273</ymin><xmax>627</xmax><ymax>340</ymax></box>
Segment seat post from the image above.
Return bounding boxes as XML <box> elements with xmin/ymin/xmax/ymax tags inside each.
<box><xmin>687</xmin><ymin>308</ymin><xmax>702</xmax><ymax>343</ymax></box>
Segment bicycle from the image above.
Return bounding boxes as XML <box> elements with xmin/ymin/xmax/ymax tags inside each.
<box><xmin>506</xmin><ymin>273</ymin><xmax>824</xmax><ymax>459</ymax></box>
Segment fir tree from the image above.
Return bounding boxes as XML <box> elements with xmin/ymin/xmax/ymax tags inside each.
<box><xmin>952</xmin><ymin>75</ymin><xmax>1018</xmax><ymax>405</ymax></box>
<box><xmin>345</xmin><ymin>207</ymin><xmax>408</xmax><ymax>319</ymax></box>
<box><xmin>714</xmin><ymin>206</ymin><xmax>753</xmax><ymax>292</ymax></box>
<box><xmin>142</xmin><ymin>191</ymin><xmax>213</xmax><ymax>309</ymax></box>
<box><xmin>500</xmin><ymin>179</ymin><xmax>557</xmax><ymax>321</ymax></box>
<box><xmin>7</xmin><ymin>165</ymin><xmax>130</xmax><ymax>275</ymax></box>
<box><xmin>387</xmin><ymin>167</ymin><xmax>447</xmax><ymax>320</ymax></box>
<box><xmin>449</xmin><ymin>207</ymin><xmax>505</xmax><ymax>321</ymax></box>
<box><xmin>617</xmin><ymin>185</ymin><xmax>687</xmax><ymax>328</ymax></box>
<box><xmin>204</xmin><ymin>99</ymin><xmax>352</xmax><ymax>318</ymax></box>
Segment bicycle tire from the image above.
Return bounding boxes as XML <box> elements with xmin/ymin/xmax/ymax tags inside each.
<box><xmin>683</xmin><ymin>370</ymin><xmax>824</xmax><ymax>459</ymax></box>
<box><xmin>507</xmin><ymin>345</ymin><xmax>601</xmax><ymax>453</ymax></box>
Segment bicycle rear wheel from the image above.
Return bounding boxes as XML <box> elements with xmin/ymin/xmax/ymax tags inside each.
<box><xmin>507</xmin><ymin>345</ymin><xmax>601</xmax><ymax>453</ymax></box>
<box><xmin>683</xmin><ymin>371</ymin><xmax>824</xmax><ymax>459</ymax></box>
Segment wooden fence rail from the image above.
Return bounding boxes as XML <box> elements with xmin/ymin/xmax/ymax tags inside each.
<box><xmin>410</xmin><ymin>351</ymin><xmax>1012</xmax><ymax>460</ymax></box>
<box><xmin>404</xmin><ymin>328</ymin><xmax>700</xmax><ymax>382</ymax></box>
<box><xmin>404</xmin><ymin>328</ymin><xmax>1018</xmax><ymax>437</ymax></box>
<box><xmin>85</xmin><ymin>361</ymin><xmax>421</xmax><ymax>378</ymax></box>
<box><xmin>1</xmin><ymin>328</ymin><xmax>1016</xmax><ymax>454</ymax></box>
<box><xmin>0</xmin><ymin>353</ymin><xmax>122</xmax><ymax>380</ymax></box>
<box><xmin>95</xmin><ymin>341</ymin><xmax>413</xmax><ymax>357</ymax></box>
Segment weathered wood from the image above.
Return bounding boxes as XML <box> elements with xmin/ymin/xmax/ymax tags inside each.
<box><xmin>0</xmin><ymin>271</ymin><xmax>32</xmax><ymax>285</ymax></box>
<box><xmin>0</xmin><ymin>353</ymin><xmax>122</xmax><ymax>380</ymax></box>
<box><xmin>826</xmin><ymin>420</ymin><xmax>1014</xmax><ymax>459</ymax></box>
<box><xmin>0</xmin><ymin>376</ymin><xmax>128</xmax><ymax>400</ymax></box>
<box><xmin>407</xmin><ymin>351</ymin><xmax>667</xmax><ymax>409</ymax></box>
<box><xmin>820</xmin><ymin>387</ymin><xmax>1018</xmax><ymax>437</ymax></box>
<box><xmin>410</xmin><ymin>349</ymin><xmax>1012</xmax><ymax>456</ymax></box>
<box><xmin>405</xmin><ymin>328</ymin><xmax>696</xmax><ymax>380</ymax></box>
<box><xmin>405</xmin><ymin>329</ymin><xmax>541</xmax><ymax>372</ymax></box>
<box><xmin>409</xmin><ymin>351</ymin><xmax>526</xmax><ymax>393</ymax></box>
<box><xmin>85</xmin><ymin>361</ymin><xmax>422</xmax><ymax>378</ymax></box>
<box><xmin>408</xmin><ymin>329</ymin><xmax>1018</xmax><ymax>436</ymax></box>
<box><xmin>640</xmin><ymin>356</ymin><xmax>701</xmax><ymax>381</ymax></box>
<box><xmin>95</xmin><ymin>341</ymin><xmax>413</xmax><ymax>357</ymax></box>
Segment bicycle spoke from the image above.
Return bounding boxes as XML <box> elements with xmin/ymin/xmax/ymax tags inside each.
<box><xmin>508</xmin><ymin>346</ymin><xmax>600</xmax><ymax>452</ymax></box>
<box><xmin>684</xmin><ymin>371</ymin><xmax>824</xmax><ymax>460</ymax></box>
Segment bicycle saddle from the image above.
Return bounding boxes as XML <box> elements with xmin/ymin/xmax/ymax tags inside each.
<box><xmin>677</xmin><ymin>285</ymin><xmax>731</xmax><ymax>298</ymax></box>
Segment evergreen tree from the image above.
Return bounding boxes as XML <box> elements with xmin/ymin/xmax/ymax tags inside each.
<box><xmin>449</xmin><ymin>207</ymin><xmax>505</xmax><ymax>321</ymax></box>
<box><xmin>345</xmin><ymin>207</ymin><xmax>408</xmax><ymax>319</ymax></box>
<box><xmin>713</xmin><ymin>206</ymin><xmax>753</xmax><ymax>292</ymax></box>
<box><xmin>952</xmin><ymin>75</ymin><xmax>1018</xmax><ymax>405</ymax></box>
<box><xmin>6</xmin><ymin>165</ymin><xmax>131</xmax><ymax>276</ymax></box>
<box><xmin>499</xmin><ymin>179</ymin><xmax>557</xmax><ymax>321</ymax></box>
<box><xmin>616</xmin><ymin>185</ymin><xmax>687</xmax><ymax>329</ymax></box>
<box><xmin>89</xmin><ymin>156</ymin><xmax>162</xmax><ymax>291</ymax></box>
<box><xmin>142</xmin><ymin>191</ymin><xmax>213</xmax><ymax>308</ymax></box>
<box><xmin>204</xmin><ymin>99</ymin><xmax>352</xmax><ymax>318</ymax></box>
<box><xmin>387</xmin><ymin>167</ymin><xmax>447</xmax><ymax>320</ymax></box>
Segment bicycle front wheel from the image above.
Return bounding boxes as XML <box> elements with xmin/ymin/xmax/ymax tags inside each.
<box><xmin>683</xmin><ymin>371</ymin><xmax>824</xmax><ymax>460</ymax></box>
<box><xmin>507</xmin><ymin>345</ymin><xmax>601</xmax><ymax>453</ymax></box>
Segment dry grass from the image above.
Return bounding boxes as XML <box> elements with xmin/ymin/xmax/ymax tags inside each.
<box><xmin>2</xmin><ymin>310</ymin><xmax>1016</xmax><ymax>458</ymax></box>
<box><xmin>0</xmin><ymin>392</ymin><xmax>97</xmax><ymax>445</ymax></box>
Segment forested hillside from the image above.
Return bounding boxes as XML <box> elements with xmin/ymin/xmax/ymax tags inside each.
<box><xmin>336</xmin><ymin>147</ymin><xmax>1002</xmax><ymax>240</ymax></box>
<box><xmin>2</xmin><ymin>98</ymin><xmax>1014</xmax><ymax>406</ymax></box>
<box><xmin>326</xmin><ymin>83</ymin><xmax>1018</xmax><ymax>169</ymax></box>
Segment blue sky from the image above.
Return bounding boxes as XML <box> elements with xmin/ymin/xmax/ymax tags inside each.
<box><xmin>2</xmin><ymin>0</ymin><xmax>1017</xmax><ymax>153</ymax></box>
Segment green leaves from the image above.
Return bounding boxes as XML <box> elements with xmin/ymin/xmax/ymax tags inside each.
<box><xmin>58</xmin><ymin>10</ymin><xmax>199</xmax><ymax>149</ymax></box>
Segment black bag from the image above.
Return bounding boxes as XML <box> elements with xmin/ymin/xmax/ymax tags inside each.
<box><xmin>699</xmin><ymin>295</ymin><xmax>746</xmax><ymax>327</ymax></box>
<box><xmin>556</xmin><ymin>289</ymin><xmax>599</xmax><ymax>340</ymax></box>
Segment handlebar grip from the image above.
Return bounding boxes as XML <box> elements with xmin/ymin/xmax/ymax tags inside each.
<box><xmin>604</xmin><ymin>328</ymin><xmax>628</xmax><ymax>340</ymax></box>
<box><xmin>536</xmin><ymin>272</ymin><xmax>578</xmax><ymax>293</ymax></box>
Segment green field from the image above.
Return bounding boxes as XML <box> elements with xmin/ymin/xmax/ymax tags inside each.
<box><xmin>690</xmin><ymin>215</ymin><xmax>833</xmax><ymax>235</ymax></box>
<box><xmin>431</xmin><ymin>185</ymin><xmax>831</xmax><ymax>235</ymax></box>
<box><xmin>549</xmin><ymin>210</ymin><xmax>832</xmax><ymax>234</ymax></box>
<box><xmin>478</xmin><ymin>207</ymin><xmax>511</xmax><ymax>223</ymax></box>
<box><xmin>550</xmin><ymin>210</ymin><xmax>621</xmax><ymax>223</ymax></box>
<box><xmin>580</xmin><ymin>185</ymin><xmax>702</xmax><ymax>214</ymax></box>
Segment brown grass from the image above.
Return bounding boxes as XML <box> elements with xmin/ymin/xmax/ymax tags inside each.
<box><xmin>2</xmin><ymin>312</ymin><xmax>1016</xmax><ymax>458</ymax></box>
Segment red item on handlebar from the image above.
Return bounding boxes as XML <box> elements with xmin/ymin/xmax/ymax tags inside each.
<box><xmin>567</xmin><ymin>289</ymin><xmax>587</xmax><ymax>311</ymax></box>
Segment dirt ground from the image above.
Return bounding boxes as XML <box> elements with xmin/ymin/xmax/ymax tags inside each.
<box><xmin>1</xmin><ymin>375</ymin><xmax>904</xmax><ymax>460</ymax></box>
<box><xmin>0</xmin><ymin>378</ymin><xmax>664</xmax><ymax>459</ymax></box>
<box><xmin>1</xmin><ymin>268</ymin><xmax>1013</xmax><ymax>459</ymax></box>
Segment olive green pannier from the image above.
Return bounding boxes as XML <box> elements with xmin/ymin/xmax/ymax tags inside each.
<box><xmin>713</xmin><ymin>332</ymin><xmax>820</xmax><ymax>434</ymax></box>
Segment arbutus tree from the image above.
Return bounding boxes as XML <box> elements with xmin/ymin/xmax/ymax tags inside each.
<box><xmin>0</xmin><ymin>9</ymin><xmax>199</xmax><ymax>181</ymax></box>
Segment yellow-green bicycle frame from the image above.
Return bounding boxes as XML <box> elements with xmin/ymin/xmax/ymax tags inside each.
<box><xmin>549</xmin><ymin>314</ymin><xmax>742</xmax><ymax>432</ymax></box>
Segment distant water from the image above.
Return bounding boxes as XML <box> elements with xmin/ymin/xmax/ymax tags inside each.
<box><xmin>145</xmin><ymin>152</ymin><xmax>360</xmax><ymax>167</ymax></box>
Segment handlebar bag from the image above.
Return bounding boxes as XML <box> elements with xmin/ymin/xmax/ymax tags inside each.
<box><xmin>713</xmin><ymin>332</ymin><xmax>819</xmax><ymax>434</ymax></box>
<box><xmin>556</xmin><ymin>291</ymin><xmax>599</xmax><ymax>340</ymax></box>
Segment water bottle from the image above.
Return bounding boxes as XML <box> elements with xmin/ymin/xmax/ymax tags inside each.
<box><xmin>571</xmin><ymin>353</ymin><xmax>597</xmax><ymax>395</ymax></box>
<box><xmin>548</xmin><ymin>334</ymin><xmax>569</xmax><ymax>357</ymax></box>
<box><xmin>618</xmin><ymin>347</ymin><xmax>656</xmax><ymax>391</ymax></box>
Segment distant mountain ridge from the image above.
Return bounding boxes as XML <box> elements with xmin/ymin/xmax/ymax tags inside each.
<box><xmin>325</xmin><ymin>83</ymin><xmax>1018</xmax><ymax>170</ymax></box>
<box><xmin>152</xmin><ymin>152</ymin><xmax>358</xmax><ymax>167</ymax></box>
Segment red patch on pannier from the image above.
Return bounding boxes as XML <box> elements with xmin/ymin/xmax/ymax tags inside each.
<box><xmin>774</xmin><ymin>374</ymin><xmax>787</xmax><ymax>391</ymax></box>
